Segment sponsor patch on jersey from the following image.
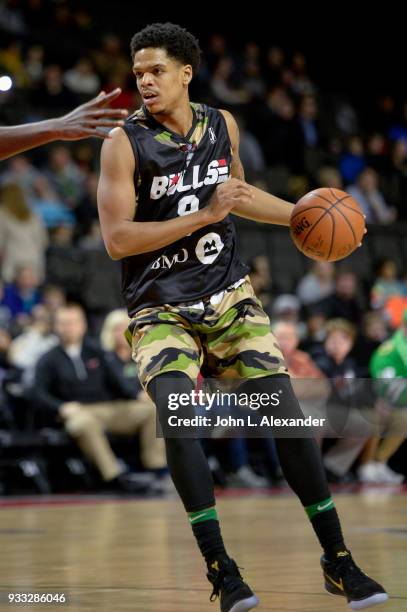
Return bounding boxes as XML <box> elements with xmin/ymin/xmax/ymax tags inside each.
<box><xmin>195</xmin><ymin>232</ymin><xmax>224</xmax><ymax>264</ymax></box>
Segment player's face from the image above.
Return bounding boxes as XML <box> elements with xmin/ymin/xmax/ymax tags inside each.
<box><xmin>133</xmin><ymin>47</ymin><xmax>192</xmax><ymax>115</ymax></box>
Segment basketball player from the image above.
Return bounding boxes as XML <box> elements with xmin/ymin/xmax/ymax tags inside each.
<box><xmin>0</xmin><ymin>88</ymin><xmax>128</xmax><ymax>161</ymax></box>
<box><xmin>97</xmin><ymin>23</ymin><xmax>388</xmax><ymax>612</ymax></box>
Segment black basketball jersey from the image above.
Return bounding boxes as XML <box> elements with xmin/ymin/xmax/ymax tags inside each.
<box><xmin>121</xmin><ymin>103</ymin><xmax>249</xmax><ymax>316</ymax></box>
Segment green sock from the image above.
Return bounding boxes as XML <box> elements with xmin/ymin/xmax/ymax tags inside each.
<box><xmin>304</xmin><ymin>496</ymin><xmax>335</xmax><ymax>520</ymax></box>
<box><xmin>188</xmin><ymin>506</ymin><xmax>218</xmax><ymax>525</ymax></box>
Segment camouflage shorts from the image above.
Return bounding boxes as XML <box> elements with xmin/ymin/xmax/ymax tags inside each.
<box><xmin>126</xmin><ymin>276</ymin><xmax>288</xmax><ymax>389</ymax></box>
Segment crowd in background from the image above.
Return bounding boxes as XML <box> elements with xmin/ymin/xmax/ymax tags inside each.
<box><xmin>0</xmin><ymin>1</ymin><xmax>406</xmax><ymax>495</ymax></box>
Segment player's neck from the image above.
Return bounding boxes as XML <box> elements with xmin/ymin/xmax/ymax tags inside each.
<box><xmin>153</xmin><ymin>98</ymin><xmax>194</xmax><ymax>138</ymax></box>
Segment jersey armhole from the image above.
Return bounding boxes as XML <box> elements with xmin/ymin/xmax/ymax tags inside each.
<box><xmin>121</xmin><ymin>124</ymin><xmax>141</xmax><ymax>199</ymax></box>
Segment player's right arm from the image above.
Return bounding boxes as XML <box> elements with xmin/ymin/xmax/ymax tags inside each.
<box><xmin>97</xmin><ymin>128</ymin><xmax>253</xmax><ymax>260</ymax></box>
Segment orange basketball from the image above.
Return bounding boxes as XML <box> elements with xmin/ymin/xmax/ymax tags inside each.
<box><xmin>289</xmin><ymin>187</ymin><xmax>366</xmax><ymax>262</ymax></box>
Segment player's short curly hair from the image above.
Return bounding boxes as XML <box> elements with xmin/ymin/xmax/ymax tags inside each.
<box><xmin>130</xmin><ymin>23</ymin><xmax>201</xmax><ymax>75</ymax></box>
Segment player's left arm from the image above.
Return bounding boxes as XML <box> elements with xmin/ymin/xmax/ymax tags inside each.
<box><xmin>220</xmin><ymin>109</ymin><xmax>294</xmax><ymax>226</ymax></box>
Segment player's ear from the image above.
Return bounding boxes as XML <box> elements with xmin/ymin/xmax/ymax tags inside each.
<box><xmin>182</xmin><ymin>64</ymin><xmax>193</xmax><ymax>86</ymax></box>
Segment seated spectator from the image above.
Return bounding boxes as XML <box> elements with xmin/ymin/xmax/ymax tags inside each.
<box><xmin>249</xmin><ymin>255</ymin><xmax>273</xmax><ymax>316</ymax></box>
<box><xmin>314</xmin><ymin>319</ymin><xmax>370</xmax><ymax>482</ymax></box>
<box><xmin>45</xmin><ymin>225</ymin><xmax>84</xmax><ymax>301</ymax></box>
<box><xmin>383</xmin><ymin>139</ymin><xmax>407</xmax><ymax>220</ymax></box>
<box><xmin>0</xmin><ymin>327</ymin><xmax>12</xmax><ymax>383</ymax></box>
<box><xmin>347</xmin><ymin>167</ymin><xmax>396</xmax><ymax>224</ymax></box>
<box><xmin>44</xmin><ymin>145</ymin><xmax>85</xmax><ymax>209</ymax></box>
<box><xmin>8</xmin><ymin>304</ymin><xmax>58</xmax><ymax>385</ymax></box>
<box><xmin>41</xmin><ymin>284</ymin><xmax>66</xmax><ymax>315</ymax></box>
<box><xmin>30</xmin><ymin>176</ymin><xmax>75</xmax><ymax>228</ymax></box>
<box><xmin>351</xmin><ymin>311</ymin><xmax>390</xmax><ymax>375</ymax></box>
<box><xmin>272</xmin><ymin>294</ymin><xmax>306</xmax><ymax>339</ymax></box>
<box><xmin>64</xmin><ymin>57</ymin><xmax>101</xmax><ymax>97</ymax></box>
<box><xmin>30</xmin><ymin>64</ymin><xmax>77</xmax><ymax>115</ymax></box>
<box><xmin>317</xmin><ymin>166</ymin><xmax>343</xmax><ymax>190</ymax></box>
<box><xmin>210</xmin><ymin>57</ymin><xmax>250</xmax><ymax>106</ymax></box>
<box><xmin>34</xmin><ymin>304</ymin><xmax>166</xmax><ymax>493</ymax></box>
<box><xmin>299</xmin><ymin>309</ymin><xmax>327</xmax><ymax>358</ymax></box>
<box><xmin>358</xmin><ymin>312</ymin><xmax>407</xmax><ymax>484</ymax></box>
<box><xmin>339</xmin><ymin>135</ymin><xmax>366</xmax><ymax>184</ymax></box>
<box><xmin>315</xmin><ymin>268</ymin><xmax>363</xmax><ymax>325</ymax></box>
<box><xmin>370</xmin><ymin>257</ymin><xmax>403</xmax><ymax>310</ymax></box>
<box><xmin>1</xmin><ymin>265</ymin><xmax>42</xmax><ymax>319</ymax></box>
<box><xmin>274</xmin><ymin>320</ymin><xmax>329</xmax><ymax>401</ymax></box>
<box><xmin>296</xmin><ymin>261</ymin><xmax>335</xmax><ymax>306</ymax></box>
<box><xmin>0</xmin><ymin>155</ymin><xmax>41</xmax><ymax>201</ymax></box>
<box><xmin>0</xmin><ymin>281</ymin><xmax>12</xmax><ymax>329</ymax></box>
<box><xmin>0</xmin><ymin>183</ymin><xmax>48</xmax><ymax>282</ymax></box>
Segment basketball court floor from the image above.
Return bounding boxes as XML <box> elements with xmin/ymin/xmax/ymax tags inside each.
<box><xmin>0</xmin><ymin>487</ymin><xmax>406</xmax><ymax>611</ymax></box>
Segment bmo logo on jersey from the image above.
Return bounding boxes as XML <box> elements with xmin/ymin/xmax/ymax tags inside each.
<box><xmin>150</xmin><ymin>159</ymin><xmax>230</xmax><ymax>200</ymax></box>
<box><xmin>195</xmin><ymin>232</ymin><xmax>224</xmax><ymax>265</ymax></box>
<box><xmin>151</xmin><ymin>248</ymin><xmax>189</xmax><ymax>270</ymax></box>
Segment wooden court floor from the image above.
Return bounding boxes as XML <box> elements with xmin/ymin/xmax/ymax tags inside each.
<box><xmin>0</xmin><ymin>490</ymin><xmax>406</xmax><ymax>611</ymax></box>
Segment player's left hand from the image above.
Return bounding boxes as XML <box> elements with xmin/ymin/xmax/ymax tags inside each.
<box><xmin>53</xmin><ymin>88</ymin><xmax>128</xmax><ymax>140</ymax></box>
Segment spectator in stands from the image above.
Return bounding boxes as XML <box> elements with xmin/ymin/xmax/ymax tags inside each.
<box><xmin>357</xmin><ymin>312</ymin><xmax>407</xmax><ymax>484</ymax></box>
<box><xmin>0</xmin><ymin>183</ymin><xmax>48</xmax><ymax>282</ymax></box>
<box><xmin>339</xmin><ymin>136</ymin><xmax>366</xmax><ymax>184</ymax></box>
<box><xmin>370</xmin><ymin>257</ymin><xmax>403</xmax><ymax>310</ymax></box>
<box><xmin>34</xmin><ymin>304</ymin><xmax>165</xmax><ymax>493</ymax></box>
<box><xmin>0</xmin><ymin>155</ymin><xmax>41</xmax><ymax>201</ymax></box>
<box><xmin>384</xmin><ymin>139</ymin><xmax>407</xmax><ymax>219</ymax></box>
<box><xmin>274</xmin><ymin>320</ymin><xmax>328</xmax><ymax>396</ymax></box>
<box><xmin>210</xmin><ymin>57</ymin><xmax>250</xmax><ymax>106</ymax></box>
<box><xmin>92</xmin><ymin>34</ymin><xmax>130</xmax><ymax>81</ymax></box>
<box><xmin>41</xmin><ymin>284</ymin><xmax>66</xmax><ymax>315</ymax></box>
<box><xmin>100</xmin><ymin>309</ymin><xmax>169</xmax><ymax>492</ymax></box>
<box><xmin>0</xmin><ymin>327</ymin><xmax>12</xmax><ymax>382</ymax></box>
<box><xmin>64</xmin><ymin>57</ymin><xmax>100</xmax><ymax>98</ymax></box>
<box><xmin>296</xmin><ymin>261</ymin><xmax>335</xmax><ymax>306</ymax></box>
<box><xmin>31</xmin><ymin>64</ymin><xmax>76</xmax><ymax>115</ymax></box>
<box><xmin>8</xmin><ymin>304</ymin><xmax>58</xmax><ymax>385</ymax></box>
<box><xmin>0</xmin><ymin>281</ymin><xmax>12</xmax><ymax>329</ymax></box>
<box><xmin>24</xmin><ymin>45</ymin><xmax>44</xmax><ymax>86</ymax></box>
<box><xmin>30</xmin><ymin>175</ymin><xmax>75</xmax><ymax>228</ymax></box>
<box><xmin>272</xmin><ymin>294</ymin><xmax>306</xmax><ymax>339</ymax></box>
<box><xmin>249</xmin><ymin>255</ymin><xmax>273</xmax><ymax>316</ymax></box>
<box><xmin>1</xmin><ymin>265</ymin><xmax>42</xmax><ymax>319</ymax></box>
<box><xmin>351</xmin><ymin>311</ymin><xmax>390</xmax><ymax>375</ymax></box>
<box><xmin>274</xmin><ymin>320</ymin><xmax>329</xmax><ymax>442</ymax></box>
<box><xmin>347</xmin><ymin>167</ymin><xmax>396</xmax><ymax>224</ymax></box>
<box><xmin>314</xmin><ymin>319</ymin><xmax>369</xmax><ymax>482</ymax></box>
<box><xmin>298</xmin><ymin>94</ymin><xmax>320</xmax><ymax>149</ymax></box>
<box><xmin>317</xmin><ymin>166</ymin><xmax>343</xmax><ymax>189</ymax></box>
<box><xmin>44</xmin><ymin>145</ymin><xmax>85</xmax><ymax>209</ymax></box>
<box><xmin>235</xmin><ymin>116</ymin><xmax>266</xmax><ymax>185</ymax></box>
<box><xmin>45</xmin><ymin>225</ymin><xmax>83</xmax><ymax>301</ymax></box>
<box><xmin>315</xmin><ymin>268</ymin><xmax>363</xmax><ymax>325</ymax></box>
<box><xmin>299</xmin><ymin>309</ymin><xmax>327</xmax><ymax>358</ymax></box>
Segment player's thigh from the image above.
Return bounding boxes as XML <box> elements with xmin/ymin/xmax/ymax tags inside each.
<box><xmin>207</xmin><ymin>298</ymin><xmax>288</xmax><ymax>378</ymax></box>
<box><xmin>131</xmin><ymin>321</ymin><xmax>202</xmax><ymax>388</ymax></box>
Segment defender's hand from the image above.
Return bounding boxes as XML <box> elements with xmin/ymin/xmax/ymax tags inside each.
<box><xmin>52</xmin><ymin>89</ymin><xmax>128</xmax><ymax>140</ymax></box>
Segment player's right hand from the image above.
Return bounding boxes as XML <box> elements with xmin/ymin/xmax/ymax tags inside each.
<box><xmin>205</xmin><ymin>178</ymin><xmax>253</xmax><ymax>223</ymax></box>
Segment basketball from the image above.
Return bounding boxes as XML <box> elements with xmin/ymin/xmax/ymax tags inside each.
<box><xmin>290</xmin><ymin>188</ymin><xmax>366</xmax><ymax>262</ymax></box>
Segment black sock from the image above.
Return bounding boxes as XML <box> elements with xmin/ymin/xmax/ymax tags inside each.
<box><xmin>190</xmin><ymin>513</ymin><xmax>228</xmax><ymax>567</ymax></box>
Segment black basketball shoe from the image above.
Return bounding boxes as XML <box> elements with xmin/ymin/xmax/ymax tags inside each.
<box><xmin>321</xmin><ymin>550</ymin><xmax>388</xmax><ymax>609</ymax></box>
<box><xmin>207</xmin><ymin>557</ymin><xmax>259</xmax><ymax>612</ymax></box>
